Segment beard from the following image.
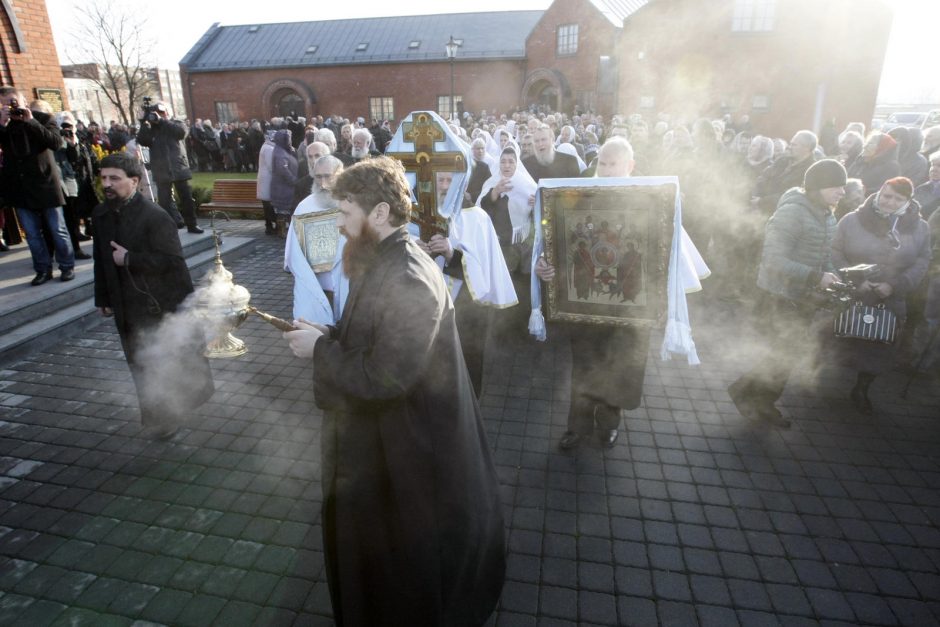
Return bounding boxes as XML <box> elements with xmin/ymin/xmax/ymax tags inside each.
<box><xmin>351</xmin><ymin>145</ymin><xmax>369</xmax><ymax>159</ymax></box>
<box><xmin>312</xmin><ymin>187</ymin><xmax>337</xmax><ymax>209</ymax></box>
<box><xmin>535</xmin><ymin>150</ymin><xmax>555</xmax><ymax>166</ymax></box>
<box><xmin>341</xmin><ymin>220</ymin><xmax>380</xmax><ymax>279</ymax></box>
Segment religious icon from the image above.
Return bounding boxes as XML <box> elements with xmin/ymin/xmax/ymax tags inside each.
<box><xmin>293</xmin><ymin>209</ymin><xmax>341</xmax><ymax>273</ymax></box>
<box><xmin>541</xmin><ymin>182</ymin><xmax>675</xmax><ymax>327</ymax></box>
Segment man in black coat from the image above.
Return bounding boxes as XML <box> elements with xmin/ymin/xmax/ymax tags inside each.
<box><xmin>136</xmin><ymin>102</ymin><xmax>204</xmax><ymax>233</ymax></box>
<box><xmin>284</xmin><ymin>157</ymin><xmax>505</xmax><ymax>626</ymax></box>
<box><xmin>522</xmin><ymin>125</ymin><xmax>581</xmax><ymax>182</ymax></box>
<box><xmin>753</xmin><ymin>130</ymin><xmax>819</xmax><ymax>215</ymax></box>
<box><xmin>93</xmin><ymin>152</ymin><xmax>214</xmax><ymax>439</ymax></box>
<box><xmin>0</xmin><ymin>86</ymin><xmax>76</xmax><ymax>285</ymax></box>
<box><xmin>534</xmin><ymin>137</ymin><xmax>651</xmax><ymax>449</ymax></box>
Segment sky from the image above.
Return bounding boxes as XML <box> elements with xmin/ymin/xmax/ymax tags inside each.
<box><xmin>45</xmin><ymin>0</ymin><xmax>939</xmax><ymax>105</ymax></box>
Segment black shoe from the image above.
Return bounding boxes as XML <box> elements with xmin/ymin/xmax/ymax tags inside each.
<box><xmin>77</xmin><ymin>233</ymin><xmax>92</xmax><ymax>242</ymax></box>
<box><xmin>754</xmin><ymin>403</ymin><xmax>791</xmax><ymax>429</ymax></box>
<box><xmin>601</xmin><ymin>429</ymin><xmax>619</xmax><ymax>448</ymax></box>
<box><xmin>559</xmin><ymin>431</ymin><xmax>581</xmax><ymax>450</ymax></box>
<box><xmin>727</xmin><ymin>379</ymin><xmax>759</xmax><ymax>420</ymax></box>
<box><xmin>74</xmin><ymin>250</ymin><xmax>92</xmax><ymax>260</ymax></box>
<box><xmin>176</xmin><ymin>222</ymin><xmax>185</xmax><ymax>229</ymax></box>
<box><xmin>850</xmin><ymin>383</ymin><xmax>873</xmax><ymax>415</ymax></box>
<box><xmin>30</xmin><ymin>271</ymin><xmax>53</xmax><ymax>286</ymax></box>
<box><xmin>187</xmin><ymin>226</ymin><xmax>205</xmax><ymax>234</ymax></box>
<box><xmin>0</xmin><ymin>241</ymin><xmax>9</xmax><ymax>252</ymax></box>
<box><xmin>60</xmin><ymin>269</ymin><xmax>75</xmax><ymax>282</ymax></box>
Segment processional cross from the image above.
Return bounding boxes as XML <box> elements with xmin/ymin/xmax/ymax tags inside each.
<box><xmin>386</xmin><ymin>112</ymin><xmax>466</xmax><ymax>240</ymax></box>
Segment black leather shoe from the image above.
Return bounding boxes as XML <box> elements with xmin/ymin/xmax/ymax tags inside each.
<box><xmin>187</xmin><ymin>226</ymin><xmax>205</xmax><ymax>234</ymax></box>
<box><xmin>74</xmin><ymin>250</ymin><xmax>92</xmax><ymax>260</ymax></box>
<box><xmin>31</xmin><ymin>271</ymin><xmax>53</xmax><ymax>286</ymax></box>
<box><xmin>559</xmin><ymin>431</ymin><xmax>581</xmax><ymax>450</ymax></box>
<box><xmin>755</xmin><ymin>403</ymin><xmax>791</xmax><ymax>429</ymax></box>
<box><xmin>176</xmin><ymin>222</ymin><xmax>185</xmax><ymax>229</ymax></box>
<box><xmin>0</xmin><ymin>241</ymin><xmax>9</xmax><ymax>252</ymax></box>
<box><xmin>602</xmin><ymin>429</ymin><xmax>619</xmax><ymax>448</ymax></box>
<box><xmin>60</xmin><ymin>269</ymin><xmax>75</xmax><ymax>282</ymax></box>
<box><xmin>727</xmin><ymin>379</ymin><xmax>759</xmax><ymax>420</ymax></box>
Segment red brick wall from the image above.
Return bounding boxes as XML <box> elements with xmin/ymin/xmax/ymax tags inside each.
<box><xmin>0</xmin><ymin>0</ymin><xmax>67</xmax><ymax>109</ymax></box>
<box><xmin>617</xmin><ymin>0</ymin><xmax>892</xmax><ymax>137</ymax></box>
<box><xmin>524</xmin><ymin>0</ymin><xmax>621</xmax><ymax>114</ymax></box>
<box><xmin>182</xmin><ymin>59</ymin><xmax>527</xmax><ymax>123</ymax></box>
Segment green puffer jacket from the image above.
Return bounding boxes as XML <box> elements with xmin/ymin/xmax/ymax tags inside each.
<box><xmin>756</xmin><ymin>187</ymin><xmax>837</xmax><ymax>301</ymax></box>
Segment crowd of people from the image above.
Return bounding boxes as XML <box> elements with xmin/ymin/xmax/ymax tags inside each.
<box><xmin>4</xmin><ymin>85</ymin><xmax>940</xmax><ymax>625</ymax></box>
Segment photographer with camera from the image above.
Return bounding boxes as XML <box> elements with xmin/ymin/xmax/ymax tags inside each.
<box><xmin>136</xmin><ymin>99</ymin><xmax>204</xmax><ymax>234</ymax></box>
<box><xmin>830</xmin><ymin>177</ymin><xmax>930</xmax><ymax>413</ymax></box>
<box><xmin>728</xmin><ymin>159</ymin><xmax>847</xmax><ymax>428</ymax></box>
<box><xmin>0</xmin><ymin>86</ymin><xmax>76</xmax><ymax>285</ymax></box>
<box><xmin>54</xmin><ymin>115</ymin><xmax>92</xmax><ymax>259</ymax></box>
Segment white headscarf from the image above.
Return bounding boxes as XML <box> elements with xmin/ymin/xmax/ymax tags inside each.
<box><xmin>493</xmin><ymin>127</ymin><xmax>520</xmax><ymax>157</ymax></box>
<box><xmin>477</xmin><ymin>146</ymin><xmax>537</xmax><ymax>243</ymax></box>
<box><xmin>556</xmin><ymin>142</ymin><xmax>587</xmax><ymax>172</ymax></box>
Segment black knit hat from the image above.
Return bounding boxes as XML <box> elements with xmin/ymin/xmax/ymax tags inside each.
<box><xmin>803</xmin><ymin>159</ymin><xmax>847</xmax><ymax>191</ymax></box>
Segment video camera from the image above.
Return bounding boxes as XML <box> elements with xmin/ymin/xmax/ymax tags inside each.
<box><xmin>142</xmin><ymin>96</ymin><xmax>164</xmax><ymax>124</ymax></box>
<box><xmin>7</xmin><ymin>98</ymin><xmax>27</xmax><ymax>118</ymax></box>
<box><xmin>816</xmin><ymin>263</ymin><xmax>882</xmax><ymax>309</ymax></box>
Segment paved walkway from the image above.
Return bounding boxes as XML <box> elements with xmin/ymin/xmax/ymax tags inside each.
<box><xmin>0</xmin><ymin>220</ymin><xmax>938</xmax><ymax>626</ymax></box>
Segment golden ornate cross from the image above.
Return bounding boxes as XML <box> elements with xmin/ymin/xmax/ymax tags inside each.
<box><xmin>386</xmin><ymin>112</ymin><xmax>466</xmax><ymax>240</ymax></box>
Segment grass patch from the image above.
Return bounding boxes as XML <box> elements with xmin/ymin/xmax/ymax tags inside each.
<box><xmin>191</xmin><ymin>171</ymin><xmax>256</xmax><ymax>191</ymax></box>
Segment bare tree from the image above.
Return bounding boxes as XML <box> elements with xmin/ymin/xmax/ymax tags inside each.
<box><xmin>66</xmin><ymin>0</ymin><xmax>156</xmax><ymax>125</ymax></box>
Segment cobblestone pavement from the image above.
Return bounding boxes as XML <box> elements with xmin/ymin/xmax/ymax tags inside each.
<box><xmin>0</xmin><ymin>220</ymin><xmax>938</xmax><ymax>626</ymax></box>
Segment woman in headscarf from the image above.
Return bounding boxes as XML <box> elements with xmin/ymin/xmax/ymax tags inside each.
<box><xmin>478</xmin><ymin>146</ymin><xmax>537</xmax><ymax>343</ymax></box>
<box><xmin>493</xmin><ymin>127</ymin><xmax>520</xmax><ymax>156</ymax></box>
<box><xmin>556</xmin><ymin>142</ymin><xmax>587</xmax><ymax>173</ymax></box>
<box><xmin>849</xmin><ymin>132</ymin><xmax>901</xmax><ymax>195</ymax></box>
<box><xmin>270</xmin><ymin>129</ymin><xmax>298</xmax><ymax>236</ymax></box>
<box><xmin>830</xmin><ymin>177</ymin><xmax>930</xmax><ymax>413</ymax></box>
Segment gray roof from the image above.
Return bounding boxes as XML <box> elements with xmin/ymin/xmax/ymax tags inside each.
<box><xmin>588</xmin><ymin>0</ymin><xmax>650</xmax><ymax>27</ymax></box>
<box><xmin>181</xmin><ymin>11</ymin><xmax>544</xmax><ymax>72</ymax></box>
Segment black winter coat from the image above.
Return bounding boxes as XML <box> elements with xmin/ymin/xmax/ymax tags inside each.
<box><xmin>137</xmin><ymin>118</ymin><xmax>193</xmax><ymax>182</ymax></box>
<box><xmin>0</xmin><ymin>111</ymin><xmax>65</xmax><ymax>209</ymax></box>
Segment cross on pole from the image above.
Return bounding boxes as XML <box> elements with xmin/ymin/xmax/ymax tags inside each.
<box><xmin>386</xmin><ymin>112</ymin><xmax>466</xmax><ymax>240</ymax></box>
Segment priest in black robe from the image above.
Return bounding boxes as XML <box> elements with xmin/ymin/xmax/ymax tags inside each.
<box><xmin>92</xmin><ymin>153</ymin><xmax>214</xmax><ymax>439</ymax></box>
<box><xmin>522</xmin><ymin>125</ymin><xmax>581</xmax><ymax>182</ymax></box>
<box><xmin>284</xmin><ymin>157</ymin><xmax>505</xmax><ymax>626</ymax></box>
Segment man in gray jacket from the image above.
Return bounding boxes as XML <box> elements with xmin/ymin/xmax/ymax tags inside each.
<box><xmin>728</xmin><ymin>159</ymin><xmax>847</xmax><ymax>428</ymax></box>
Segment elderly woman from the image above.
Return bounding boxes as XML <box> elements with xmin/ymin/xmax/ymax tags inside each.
<box><xmin>269</xmin><ymin>129</ymin><xmax>298</xmax><ymax>235</ymax></box>
<box><xmin>478</xmin><ymin>146</ymin><xmax>537</xmax><ymax>342</ymax></box>
<box><xmin>913</xmin><ymin>151</ymin><xmax>940</xmax><ymax>220</ymax></box>
<box><xmin>849</xmin><ymin>132</ymin><xmax>901</xmax><ymax>195</ymax></box>
<box><xmin>831</xmin><ymin>177</ymin><xmax>930</xmax><ymax>413</ymax></box>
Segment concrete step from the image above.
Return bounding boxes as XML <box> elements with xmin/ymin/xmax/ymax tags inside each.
<box><xmin>0</xmin><ymin>234</ymin><xmax>256</xmax><ymax>367</ymax></box>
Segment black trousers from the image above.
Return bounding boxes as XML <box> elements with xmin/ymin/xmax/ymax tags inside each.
<box><xmin>156</xmin><ymin>179</ymin><xmax>197</xmax><ymax>228</ymax></box>
<box><xmin>731</xmin><ymin>293</ymin><xmax>817</xmax><ymax>405</ymax></box>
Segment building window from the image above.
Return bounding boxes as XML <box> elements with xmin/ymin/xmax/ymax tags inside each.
<box><xmin>215</xmin><ymin>101</ymin><xmax>238</xmax><ymax>123</ymax></box>
<box><xmin>305</xmin><ymin>45</ymin><xmax>318</xmax><ymax>54</ymax></box>
<box><xmin>556</xmin><ymin>24</ymin><xmax>579</xmax><ymax>56</ymax></box>
<box><xmin>438</xmin><ymin>95</ymin><xmax>463</xmax><ymax>119</ymax></box>
<box><xmin>408</xmin><ymin>40</ymin><xmax>421</xmax><ymax>49</ymax></box>
<box><xmin>576</xmin><ymin>91</ymin><xmax>596</xmax><ymax>112</ymax></box>
<box><xmin>732</xmin><ymin>0</ymin><xmax>775</xmax><ymax>32</ymax></box>
<box><xmin>369</xmin><ymin>97</ymin><xmax>394</xmax><ymax>122</ymax></box>
<box><xmin>356</xmin><ymin>42</ymin><xmax>368</xmax><ymax>52</ymax></box>
<box><xmin>752</xmin><ymin>95</ymin><xmax>770</xmax><ymax>110</ymax></box>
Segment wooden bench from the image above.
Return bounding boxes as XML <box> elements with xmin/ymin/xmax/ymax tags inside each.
<box><xmin>201</xmin><ymin>179</ymin><xmax>264</xmax><ymax>219</ymax></box>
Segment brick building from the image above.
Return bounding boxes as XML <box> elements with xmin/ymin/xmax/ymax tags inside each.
<box><xmin>0</xmin><ymin>0</ymin><xmax>67</xmax><ymax>110</ymax></box>
<box><xmin>180</xmin><ymin>0</ymin><xmax>893</xmax><ymax>136</ymax></box>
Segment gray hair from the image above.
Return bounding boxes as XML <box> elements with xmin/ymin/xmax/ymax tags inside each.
<box><xmin>314</xmin><ymin>154</ymin><xmax>344</xmax><ymax>173</ymax></box>
<box><xmin>599</xmin><ymin>136</ymin><xmax>635</xmax><ymax>163</ymax></box>
<box><xmin>791</xmin><ymin>130</ymin><xmax>818</xmax><ymax>150</ymax></box>
<box><xmin>352</xmin><ymin>127</ymin><xmax>372</xmax><ymax>143</ymax></box>
<box><xmin>929</xmin><ymin>150</ymin><xmax>940</xmax><ymax>165</ymax></box>
<box><xmin>471</xmin><ymin>137</ymin><xmax>486</xmax><ymax>149</ymax></box>
<box><xmin>315</xmin><ymin>127</ymin><xmax>336</xmax><ymax>149</ymax></box>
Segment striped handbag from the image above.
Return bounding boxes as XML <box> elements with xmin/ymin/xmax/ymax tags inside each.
<box><xmin>833</xmin><ymin>302</ymin><xmax>898</xmax><ymax>344</ymax></box>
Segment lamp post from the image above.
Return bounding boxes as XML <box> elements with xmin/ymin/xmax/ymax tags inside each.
<box><xmin>445</xmin><ymin>35</ymin><xmax>458</xmax><ymax>121</ymax></box>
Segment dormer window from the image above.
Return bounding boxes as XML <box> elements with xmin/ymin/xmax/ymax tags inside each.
<box><xmin>306</xmin><ymin>45</ymin><xmax>318</xmax><ymax>54</ymax></box>
<box><xmin>356</xmin><ymin>43</ymin><xmax>368</xmax><ymax>52</ymax></box>
<box><xmin>248</xmin><ymin>25</ymin><xmax>259</xmax><ymax>33</ymax></box>
<box><xmin>409</xmin><ymin>40</ymin><xmax>421</xmax><ymax>49</ymax></box>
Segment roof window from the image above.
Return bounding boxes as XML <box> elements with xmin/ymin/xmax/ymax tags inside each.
<box><xmin>356</xmin><ymin>42</ymin><xmax>368</xmax><ymax>52</ymax></box>
<box><xmin>306</xmin><ymin>45</ymin><xmax>318</xmax><ymax>54</ymax></box>
<box><xmin>409</xmin><ymin>40</ymin><xmax>421</xmax><ymax>49</ymax></box>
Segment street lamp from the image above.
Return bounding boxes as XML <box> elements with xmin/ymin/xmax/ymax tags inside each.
<box><xmin>445</xmin><ymin>35</ymin><xmax>458</xmax><ymax>120</ymax></box>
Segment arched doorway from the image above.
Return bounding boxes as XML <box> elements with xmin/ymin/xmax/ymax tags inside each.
<box><xmin>261</xmin><ymin>79</ymin><xmax>317</xmax><ymax>120</ymax></box>
<box><xmin>275</xmin><ymin>89</ymin><xmax>304</xmax><ymax>118</ymax></box>
<box><xmin>522</xmin><ymin>68</ymin><xmax>571</xmax><ymax>113</ymax></box>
